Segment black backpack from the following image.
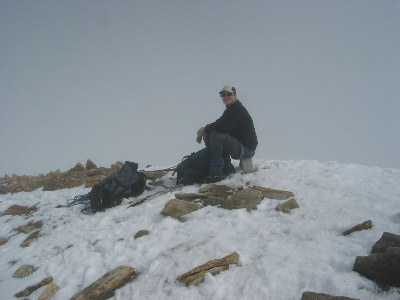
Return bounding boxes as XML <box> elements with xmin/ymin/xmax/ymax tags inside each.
<box><xmin>89</xmin><ymin>161</ymin><xmax>145</xmax><ymax>213</ymax></box>
<box><xmin>173</xmin><ymin>148</ymin><xmax>235</xmax><ymax>185</ymax></box>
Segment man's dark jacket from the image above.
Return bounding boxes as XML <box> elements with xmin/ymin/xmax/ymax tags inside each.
<box><xmin>204</xmin><ymin>100</ymin><xmax>258</xmax><ymax>150</ymax></box>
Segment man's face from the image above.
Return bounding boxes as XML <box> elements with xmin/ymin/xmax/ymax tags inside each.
<box><xmin>220</xmin><ymin>92</ymin><xmax>236</xmax><ymax>106</ymax></box>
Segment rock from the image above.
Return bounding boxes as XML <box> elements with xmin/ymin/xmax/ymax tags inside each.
<box><xmin>38</xmin><ymin>283</ymin><xmax>59</xmax><ymax>300</ymax></box>
<box><xmin>70</xmin><ymin>266</ymin><xmax>139</xmax><ymax>300</ymax></box>
<box><xmin>148</xmin><ymin>179</ymin><xmax>164</xmax><ymax>186</ymax></box>
<box><xmin>71</xmin><ymin>162</ymin><xmax>86</xmax><ymax>171</ymax></box>
<box><xmin>220</xmin><ymin>189</ymin><xmax>263</xmax><ymax>210</ymax></box>
<box><xmin>134</xmin><ymin>230</ymin><xmax>150</xmax><ymax>239</ymax></box>
<box><xmin>161</xmin><ymin>199</ymin><xmax>203</xmax><ymax>220</ymax></box>
<box><xmin>86</xmin><ymin>159</ymin><xmax>97</xmax><ymax>170</ymax></box>
<box><xmin>353</xmin><ymin>246</ymin><xmax>400</xmax><ymax>287</ymax></box>
<box><xmin>174</xmin><ymin>193</ymin><xmax>209</xmax><ymax>200</ymax></box>
<box><xmin>342</xmin><ymin>220</ymin><xmax>372</xmax><ymax>236</ymax></box>
<box><xmin>0</xmin><ymin>204</ymin><xmax>38</xmax><ymax>217</ymax></box>
<box><xmin>203</xmin><ymin>196</ymin><xmax>225</xmax><ymax>206</ymax></box>
<box><xmin>275</xmin><ymin>198</ymin><xmax>299</xmax><ymax>213</ymax></box>
<box><xmin>142</xmin><ymin>171</ymin><xmax>167</xmax><ymax>180</ymax></box>
<box><xmin>199</xmin><ymin>184</ymin><xmax>235</xmax><ymax>199</ymax></box>
<box><xmin>13</xmin><ymin>265</ymin><xmax>38</xmax><ymax>278</ymax></box>
<box><xmin>0</xmin><ymin>237</ymin><xmax>9</xmax><ymax>246</ymax></box>
<box><xmin>13</xmin><ymin>220</ymin><xmax>43</xmax><ymax>234</ymax></box>
<box><xmin>252</xmin><ymin>186</ymin><xmax>294</xmax><ymax>200</ymax></box>
<box><xmin>15</xmin><ymin>277</ymin><xmax>53</xmax><ymax>298</ymax></box>
<box><xmin>20</xmin><ymin>230</ymin><xmax>40</xmax><ymax>248</ymax></box>
<box><xmin>301</xmin><ymin>291</ymin><xmax>359</xmax><ymax>300</ymax></box>
<box><xmin>177</xmin><ymin>252</ymin><xmax>240</xmax><ymax>286</ymax></box>
<box><xmin>371</xmin><ymin>232</ymin><xmax>400</xmax><ymax>254</ymax></box>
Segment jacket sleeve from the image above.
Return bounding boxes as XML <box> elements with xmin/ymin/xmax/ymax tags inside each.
<box><xmin>204</xmin><ymin>109</ymin><xmax>237</xmax><ymax>135</ymax></box>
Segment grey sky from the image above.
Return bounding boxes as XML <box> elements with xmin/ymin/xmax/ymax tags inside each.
<box><xmin>1</xmin><ymin>1</ymin><xmax>399</xmax><ymax>176</ymax></box>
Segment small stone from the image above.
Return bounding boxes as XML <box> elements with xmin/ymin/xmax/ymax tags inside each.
<box><xmin>134</xmin><ymin>230</ymin><xmax>150</xmax><ymax>239</ymax></box>
<box><xmin>86</xmin><ymin>159</ymin><xmax>97</xmax><ymax>170</ymax></box>
<box><xmin>13</xmin><ymin>265</ymin><xmax>38</xmax><ymax>278</ymax></box>
<box><xmin>342</xmin><ymin>220</ymin><xmax>372</xmax><ymax>236</ymax></box>
<box><xmin>0</xmin><ymin>237</ymin><xmax>9</xmax><ymax>246</ymax></box>
<box><xmin>275</xmin><ymin>198</ymin><xmax>299</xmax><ymax>213</ymax></box>
<box><xmin>38</xmin><ymin>283</ymin><xmax>59</xmax><ymax>300</ymax></box>
<box><xmin>70</xmin><ymin>266</ymin><xmax>139</xmax><ymax>300</ymax></box>
<box><xmin>252</xmin><ymin>186</ymin><xmax>294</xmax><ymax>200</ymax></box>
<box><xmin>161</xmin><ymin>199</ymin><xmax>203</xmax><ymax>220</ymax></box>
<box><xmin>301</xmin><ymin>291</ymin><xmax>359</xmax><ymax>300</ymax></box>
<box><xmin>174</xmin><ymin>193</ymin><xmax>209</xmax><ymax>200</ymax></box>
<box><xmin>20</xmin><ymin>230</ymin><xmax>40</xmax><ymax>248</ymax></box>
<box><xmin>198</xmin><ymin>184</ymin><xmax>235</xmax><ymax>199</ymax></box>
<box><xmin>177</xmin><ymin>252</ymin><xmax>240</xmax><ymax>286</ymax></box>
<box><xmin>15</xmin><ymin>277</ymin><xmax>53</xmax><ymax>298</ymax></box>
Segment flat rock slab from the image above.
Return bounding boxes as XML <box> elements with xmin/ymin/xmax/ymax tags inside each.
<box><xmin>177</xmin><ymin>252</ymin><xmax>240</xmax><ymax>286</ymax></box>
<box><xmin>198</xmin><ymin>184</ymin><xmax>235</xmax><ymax>199</ymax></box>
<box><xmin>275</xmin><ymin>198</ymin><xmax>299</xmax><ymax>213</ymax></box>
<box><xmin>142</xmin><ymin>171</ymin><xmax>167</xmax><ymax>180</ymax></box>
<box><xmin>70</xmin><ymin>265</ymin><xmax>139</xmax><ymax>300</ymax></box>
<box><xmin>20</xmin><ymin>230</ymin><xmax>40</xmax><ymax>247</ymax></box>
<box><xmin>38</xmin><ymin>282</ymin><xmax>59</xmax><ymax>300</ymax></box>
<box><xmin>0</xmin><ymin>237</ymin><xmax>9</xmax><ymax>246</ymax></box>
<box><xmin>161</xmin><ymin>199</ymin><xmax>203</xmax><ymax>220</ymax></box>
<box><xmin>221</xmin><ymin>189</ymin><xmax>263</xmax><ymax>210</ymax></box>
<box><xmin>15</xmin><ymin>277</ymin><xmax>53</xmax><ymax>298</ymax></box>
<box><xmin>342</xmin><ymin>220</ymin><xmax>372</xmax><ymax>236</ymax></box>
<box><xmin>252</xmin><ymin>186</ymin><xmax>294</xmax><ymax>200</ymax></box>
<box><xmin>13</xmin><ymin>265</ymin><xmax>38</xmax><ymax>278</ymax></box>
<box><xmin>13</xmin><ymin>220</ymin><xmax>43</xmax><ymax>234</ymax></box>
<box><xmin>302</xmin><ymin>291</ymin><xmax>359</xmax><ymax>300</ymax></box>
<box><xmin>0</xmin><ymin>204</ymin><xmax>38</xmax><ymax>217</ymax></box>
<box><xmin>371</xmin><ymin>232</ymin><xmax>400</xmax><ymax>254</ymax></box>
<box><xmin>353</xmin><ymin>246</ymin><xmax>400</xmax><ymax>287</ymax></box>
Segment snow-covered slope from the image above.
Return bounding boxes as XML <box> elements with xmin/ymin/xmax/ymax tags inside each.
<box><xmin>1</xmin><ymin>160</ymin><xmax>399</xmax><ymax>299</ymax></box>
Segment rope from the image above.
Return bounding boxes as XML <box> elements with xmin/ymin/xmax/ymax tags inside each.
<box><xmin>56</xmin><ymin>194</ymin><xmax>93</xmax><ymax>214</ymax></box>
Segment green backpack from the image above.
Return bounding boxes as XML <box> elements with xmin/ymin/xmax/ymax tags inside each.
<box><xmin>173</xmin><ymin>148</ymin><xmax>235</xmax><ymax>185</ymax></box>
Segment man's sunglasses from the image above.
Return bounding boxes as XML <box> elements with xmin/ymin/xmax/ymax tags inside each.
<box><xmin>220</xmin><ymin>92</ymin><xmax>233</xmax><ymax>97</ymax></box>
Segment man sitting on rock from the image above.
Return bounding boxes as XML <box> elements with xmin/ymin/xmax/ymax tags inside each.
<box><xmin>196</xmin><ymin>84</ymin><xmax>258</xmax><ymax>183</ymax></box>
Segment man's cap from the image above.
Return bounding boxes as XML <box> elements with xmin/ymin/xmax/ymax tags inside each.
<box><xmin>219</xmin><ymin>84</ymin><xmax>236</xmax><ymax>95</ymax></box>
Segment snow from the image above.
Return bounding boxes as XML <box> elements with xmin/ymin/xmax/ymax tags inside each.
<box><xmin>1</xmin><ymin>159</ymin><xmax>399</xmax><ymax>300</ymax></box>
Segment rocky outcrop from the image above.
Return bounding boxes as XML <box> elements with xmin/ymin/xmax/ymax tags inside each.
<box><xmin>161</xmin><ymin>199</ymin><xmax>204</xmax><ymax>220</ymax></box>
<box><xmin>301</xmin><ymin>291</ymin><xmax>359</xmax><ymax>300</ymax></box>
<box><xmin>342</xmin><ymin>220</ymin><xmax>372</xmax><ymax>236</ymax></box>
<box><xmin>70</xmin><ymin>266</ymin><xmax>139</xmax><ymax>300</ymax></box>
<box><xmin>13</xmin><ymin>265</ymin><xmax>37</xmax><ymax>278</ymax></box>
<box><xmin>275</xmin><ymin>198</ymin><xmax>299</xmax><ymax>213</ymax></box>
<box><xmin>353</xmin><ymin>232</ymin><xmax>400</xmax><ymax>288</ymax></box>
<box><xmin>0</xmin><ymin>160</ymin><xmax>124</xmax><ymax>194</ymax></box>
<box><xmin>177</xmin><ymin>252</ymin><xmax>240</xmax><ymax>286</ymax></box>
<box><xmin>15</xmin><ymin>277</ymin><xmax>53</xmax><ymax>298</ymax></box>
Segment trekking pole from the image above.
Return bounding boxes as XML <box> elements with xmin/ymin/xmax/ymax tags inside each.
<box><xmin>127</xmin><ymin>184</ymin><xmax>184</xmax><ymax>208</ymax></box>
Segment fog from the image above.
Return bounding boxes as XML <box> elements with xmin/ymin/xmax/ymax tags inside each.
<box><xmin>1</xmin><ymin>1</ymin><xmax>399</xmax><ymax>176</ymax></box>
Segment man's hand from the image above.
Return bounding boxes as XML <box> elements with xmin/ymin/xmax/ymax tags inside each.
<box><xmin>196</xmin><ymin>127</ymin><xmax>206</xmax><ymax>144</ymax></box>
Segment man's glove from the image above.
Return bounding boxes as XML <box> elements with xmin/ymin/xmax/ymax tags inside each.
<box><xmin>196</xmin><ymin>127</ymin><xmax>206</xmax><ymax>144</ymax></box>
